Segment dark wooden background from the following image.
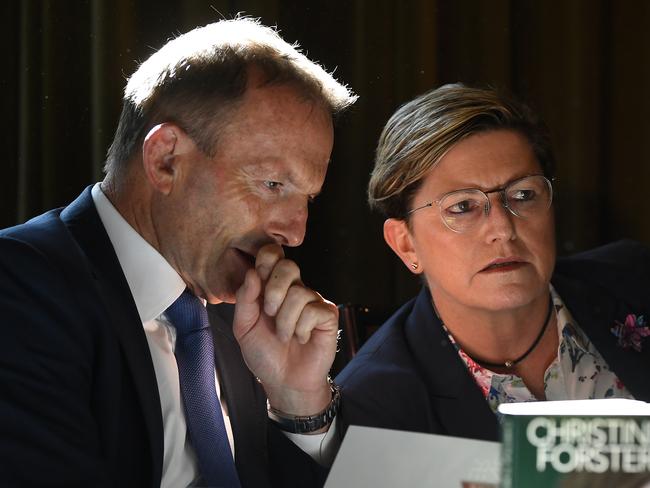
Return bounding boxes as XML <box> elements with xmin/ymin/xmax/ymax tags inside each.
<box><xmin>4</xmin><ymin>0</ymin><xmax>650</xmax><ymax>315</ymax></box>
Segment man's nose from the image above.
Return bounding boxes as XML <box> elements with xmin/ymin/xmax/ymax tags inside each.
<box><xmin>267</xmin><ymin>200</ymin><xmax>308</xmax><ymax>247</ymax></box>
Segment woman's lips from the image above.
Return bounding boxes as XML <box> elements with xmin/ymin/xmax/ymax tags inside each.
<box><xmin>480</xmin><ymin>259</ymin><xmax>526</xmax><ymax>273</ymax></box>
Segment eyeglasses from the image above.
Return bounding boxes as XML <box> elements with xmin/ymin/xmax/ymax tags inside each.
<box><xmin>407</xmin><ymin>174</ymin><xmax>554</xmax><ymax>233</ymax></box>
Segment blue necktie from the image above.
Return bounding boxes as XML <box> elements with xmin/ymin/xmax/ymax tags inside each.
<box><xmin>166</xmin><ymin>290</ymin><xmax>241</xmax><ymax>488</ymax></box>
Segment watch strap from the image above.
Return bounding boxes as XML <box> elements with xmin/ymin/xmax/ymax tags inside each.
<box><xmin>267</xmin><ymin>380</ymin><xmax>341</xmax><ymax>434</ymax></box>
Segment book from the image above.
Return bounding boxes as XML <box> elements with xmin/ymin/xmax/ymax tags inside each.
<box><xmin>325</xmin><ymin>425</ymin><xmax>500</xmax><ymax>487</ymax></box>
<box><xmin>499</xmin><ymin>399</ymin><xmax>650</xmax><ymax>488</ymax></box>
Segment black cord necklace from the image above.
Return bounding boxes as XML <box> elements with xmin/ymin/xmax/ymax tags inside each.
<box><xmin>452</xmin><ymin>296</ymin><xmax>554</xmax><ymax>369</ymax></box>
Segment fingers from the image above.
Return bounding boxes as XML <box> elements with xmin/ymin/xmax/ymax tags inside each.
<box><xmin>232</xmin><ymin>268</ymin><xmax>262</xmax><ymax>341</ymax></box>
<box><xmin>255</xmin><ymin>244</ymin><xmax>286</xmax><ymax>282</ymax></box>
<box><xmin>253</xmin><ymin>243</ymin><xmax>337</xmax><ymax>344</ymax></box>
<box><xmin>293</xmin><ymin>298</ymin><xmax>339</xmax><ymax>345</ymax></box>
<box><xmin>263</xmin><ymin>259</ymin><xmax>301</xmax><ymax>316</ymax></box>
<box><xmin>255</xmin><ymin>244</ymin><xmax>302</xmax><ymax>317</ymax></box>
<box><xmin>271</xmin><ymin>285</ymin><xmax>339</xmax><ymax>345</ymax></box>
<box><xmin>274</xmin><ymin>285</ymin><xmax>320</xmax><ymax>342</ymax></box>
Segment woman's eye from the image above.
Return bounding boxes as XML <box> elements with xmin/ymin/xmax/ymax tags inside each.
<box><xmin>447</xmin><ymin>199</ymin><xmax>480</xmax><ymax>214</ymax></box>
<box><xmin>511</xmin><ymin>189</ymin><xmax>536</xmax><ymax>201</ymax></box>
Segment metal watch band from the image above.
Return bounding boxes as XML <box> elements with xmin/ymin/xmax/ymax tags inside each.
<box><xmin>267</xmin><ymin>380</ymin><xmax>341</xmax><ymax>434</ymax></box>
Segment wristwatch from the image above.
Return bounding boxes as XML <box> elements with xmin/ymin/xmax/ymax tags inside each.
<box><xmin>267</xmin><ymin>379</ymin><xmax>341</xmax><ymax>434</ymax></box>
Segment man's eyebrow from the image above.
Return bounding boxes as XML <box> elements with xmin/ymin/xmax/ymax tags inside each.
<box><xmin>287</xmin><ymin>172</ymin><xmax>321</xmax><ymax>195</ymax></box>
<box><xmin>290</xmin><ymin>163</ymin><xmax>329</xmax><ymax>194</ymax></box>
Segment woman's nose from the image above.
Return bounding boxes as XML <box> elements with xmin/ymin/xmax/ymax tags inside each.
<box><xmin>482</xmin><ymin>193</ymin><xmax>517</xmax><ymax>242</ymax></box>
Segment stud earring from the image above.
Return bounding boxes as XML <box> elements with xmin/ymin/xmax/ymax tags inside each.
<box><xmin>411</xmin><ymin>262</ymin><xmax>419</xmax><ymax>270</ymax></box>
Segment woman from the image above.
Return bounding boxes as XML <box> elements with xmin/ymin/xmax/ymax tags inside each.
<box><xmin>336</xmin><ymin>84</ymin><xmax>650</xmax><ymax>441</ymax></box>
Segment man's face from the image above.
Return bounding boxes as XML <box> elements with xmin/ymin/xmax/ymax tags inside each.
<box><xmin>407</xmin><ymin>129</ymin><xmax>556</xmax><ymax>314</ymax></box>
<box><xmin>157</xmin><ymin>81</ymin><xmax>334</xmax><ymax>303</ymax></box>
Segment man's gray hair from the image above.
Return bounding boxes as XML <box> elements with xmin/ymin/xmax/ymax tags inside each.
<box><xmin>105</xmin><ymin>17</ymin><xmax>357</xmax><ymax>178</ymax></box>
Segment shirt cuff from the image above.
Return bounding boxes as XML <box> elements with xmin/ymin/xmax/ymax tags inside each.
<box><xmin>282</xmin><ymin>416</ymin><xmax>340</xmax><ymax>466</ymax></box>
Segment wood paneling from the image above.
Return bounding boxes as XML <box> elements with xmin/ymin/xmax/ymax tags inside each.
<box><xmin>4</xmin><ymin>0</ymin><xmax>650</xmax><ymax>313</ymax></box>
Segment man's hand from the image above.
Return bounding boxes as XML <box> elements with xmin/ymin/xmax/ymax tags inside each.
<box><xmin>232</xmin><ymin>244</ymin><xmax>339</xmax><ymax>417</ymax></box>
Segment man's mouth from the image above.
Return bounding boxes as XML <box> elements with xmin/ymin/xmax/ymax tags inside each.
<box><xmin>234</xmin><ymin>248</ymin><xmax>256</xmax><ymax>267</ymax></box>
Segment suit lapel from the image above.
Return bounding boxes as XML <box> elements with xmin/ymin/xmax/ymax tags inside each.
<box><xmin>404</xmin><ymin>288</ymin><xmax>499</xmax><ymax>441</ymax></box>
<box><xmin>60</xmin><ymin>187</ymin><xmax>164</xmax><ymax>487</ymax></box>
<box><xmin>207</xmin><ymin>303</ymin><xmax>271</xmax><ymax>488</ymax></box>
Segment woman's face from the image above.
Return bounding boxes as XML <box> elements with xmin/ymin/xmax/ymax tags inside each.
<box><xmin>386</xmin><ymin>129</ymin><xmax>556</xmax><ymax>314</ymax></box>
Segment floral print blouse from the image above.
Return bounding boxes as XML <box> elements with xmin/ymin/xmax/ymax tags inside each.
<box><xmin>444</xmin><ymin>285</ymin><xmax>634</xmax><ymax>417</ymax></box>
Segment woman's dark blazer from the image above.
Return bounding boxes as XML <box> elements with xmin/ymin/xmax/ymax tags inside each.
<box><xmin>336</xmin><ymin>240</ymin><xmax>650</xmax><ymax>442</ymax></box>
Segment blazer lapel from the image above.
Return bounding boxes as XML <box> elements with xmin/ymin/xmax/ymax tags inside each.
<box><xmin>60</xmin><ymin>187</ymin><xmax>164</xmax><ymax>487</ymax></box>
<box><xmin>404</xmin><ymin>288</ymin><xmax>499</xmax><ymax>441</ymax></box>
<box><xmin>207</xmin><ymin>303</ymin><xmax>271</xmax><ymax>488</ymax></box>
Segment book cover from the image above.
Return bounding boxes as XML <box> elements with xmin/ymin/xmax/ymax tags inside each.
<box><xmin>499</xmin><ymin>399</ymin><xmax>650</xmax><ymax>488</ymax></box>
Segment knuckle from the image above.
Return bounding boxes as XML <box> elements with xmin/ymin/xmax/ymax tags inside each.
<box><xmin>255</xmin><ymin>244</ymin><xmax>284</xmax><ymax>267</ymax></box>
<box><xmin>264</xmin><ymin>284</ymin><xmax>284</xmax><ymax>305</ymax></box>
<box><xmin>304</xmin><ymin>299</ymin><xmax>331</xmax><ymax>322</ymax></box>
<box><xmin>274</xmin><ymin>313</ymin><xmax>290</xmax><ymax>332</ymax></box>
<box><xmin>287</xmin><ymin>283</ymin><xmax>312</xmax><ymax>302</ymax></box>
<box><xmin>259</xmin><ymin>242</ymin><xmax>284</xmax><ymax>258</ymax></box>
<box><xmin>275</xmin><ymin>259</ymin><xmax>300</xmax><ymax>279</ymax></box>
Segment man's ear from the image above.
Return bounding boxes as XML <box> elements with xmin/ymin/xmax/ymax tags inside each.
<box><xmin>383</xmin><ymin>218</ymin><xmax>423</xmax><ymax>274</ymax></box>
<box><xmin>141</xmin><ymin>123</ymin><xmax>187</xmax><ymax>195</ymax></box>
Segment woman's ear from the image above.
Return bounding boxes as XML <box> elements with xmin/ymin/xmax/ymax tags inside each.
<box><xmin>141</xmin><ymin>123</ymin><xmax>187</xmax><ymax>195</ymax></box>
<box><xmin>383</xmin><ymin>218</ymin><xmax>423</xmax><ymax>274</ymax></box>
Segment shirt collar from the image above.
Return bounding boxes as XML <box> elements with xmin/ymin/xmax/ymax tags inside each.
<box><xmin>551</xmin><ymin>284</ymin><xmax>591</xmax><ymax>353</ymax></box>
<box><xmin>91</xmin><ymin>183</ymin><xmax>186</xmax><ymax>322</ymax></box>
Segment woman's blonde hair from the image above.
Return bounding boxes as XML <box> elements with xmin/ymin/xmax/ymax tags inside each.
<box><xmin>368</xmin><ymin>83</ymin><xmax>555</xmax><ymax>219</ymax></box>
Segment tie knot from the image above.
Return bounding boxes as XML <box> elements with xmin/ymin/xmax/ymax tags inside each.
<box><xmin>165</xmin><ymin>290</ymin><xmax>210</xmax><ymax>336</ymax></box>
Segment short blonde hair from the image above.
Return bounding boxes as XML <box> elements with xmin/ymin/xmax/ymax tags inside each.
<box><xmin>368</xmin><ymin>83</ymin><xmax>554</xmax><ymax>219</ymax></box>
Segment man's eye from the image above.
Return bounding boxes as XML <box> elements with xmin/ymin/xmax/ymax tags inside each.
<box><xmin>263</xmin><ymin>181</ymin><xmax>282</xmax><ymax>191</ymax></box>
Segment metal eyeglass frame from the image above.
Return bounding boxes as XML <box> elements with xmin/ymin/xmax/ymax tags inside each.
<box><xmin>406</xmin><ymin>174</ymin><xmax>554</xmax><ymax>233</ymax></box>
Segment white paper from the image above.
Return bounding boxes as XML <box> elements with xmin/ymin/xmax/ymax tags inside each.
<box><xmin>325</xmin><ymin>425</ymin><xmax>500</xmax><ymax>488</ymax></box>
<box><xmin>498</xmin><ymin>398</ymin><xmax>650</xmax><ymax>416</ymax></box>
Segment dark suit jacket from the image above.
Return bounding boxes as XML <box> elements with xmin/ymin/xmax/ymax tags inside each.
<box><xmin>336</xmin><ymin>240</ymin><xmax>650</xmax><ymax>442</ymax></box>
<box><xmin>0</xmin><ymin>187</ymin><xmax>324</xmax><ymax>487</ymax></box>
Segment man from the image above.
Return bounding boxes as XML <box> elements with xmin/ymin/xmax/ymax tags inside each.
<box><xmin>0</xmin><ymin>18</ymin><xmax>356</xmax><ymax>487</ymax></box>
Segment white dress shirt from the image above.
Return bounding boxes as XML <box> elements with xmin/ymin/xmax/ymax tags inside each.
<box><xmin>91</xmin><ymin>184</ymin><xmax>335</xmax><ymax>486</ymax></box>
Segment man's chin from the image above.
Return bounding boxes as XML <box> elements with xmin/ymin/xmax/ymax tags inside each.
<box><xmin>204</xmin><ymin>287</ymin><xmax>238</xmax><ymax>305</ymax></box>
<box><xmin>214</xmin><ymin>294</ymin><xmax>237</xmax><ymax>305</ymax></box>
<box><xmin>207</xmin><ymin>246</ymin><xmax>262</xmax><ymax>304</ymax></box>
<box><xmin>203</xmin><ymin>273</ymin><xmax>247</xmax><ymax>305</ymax></box>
